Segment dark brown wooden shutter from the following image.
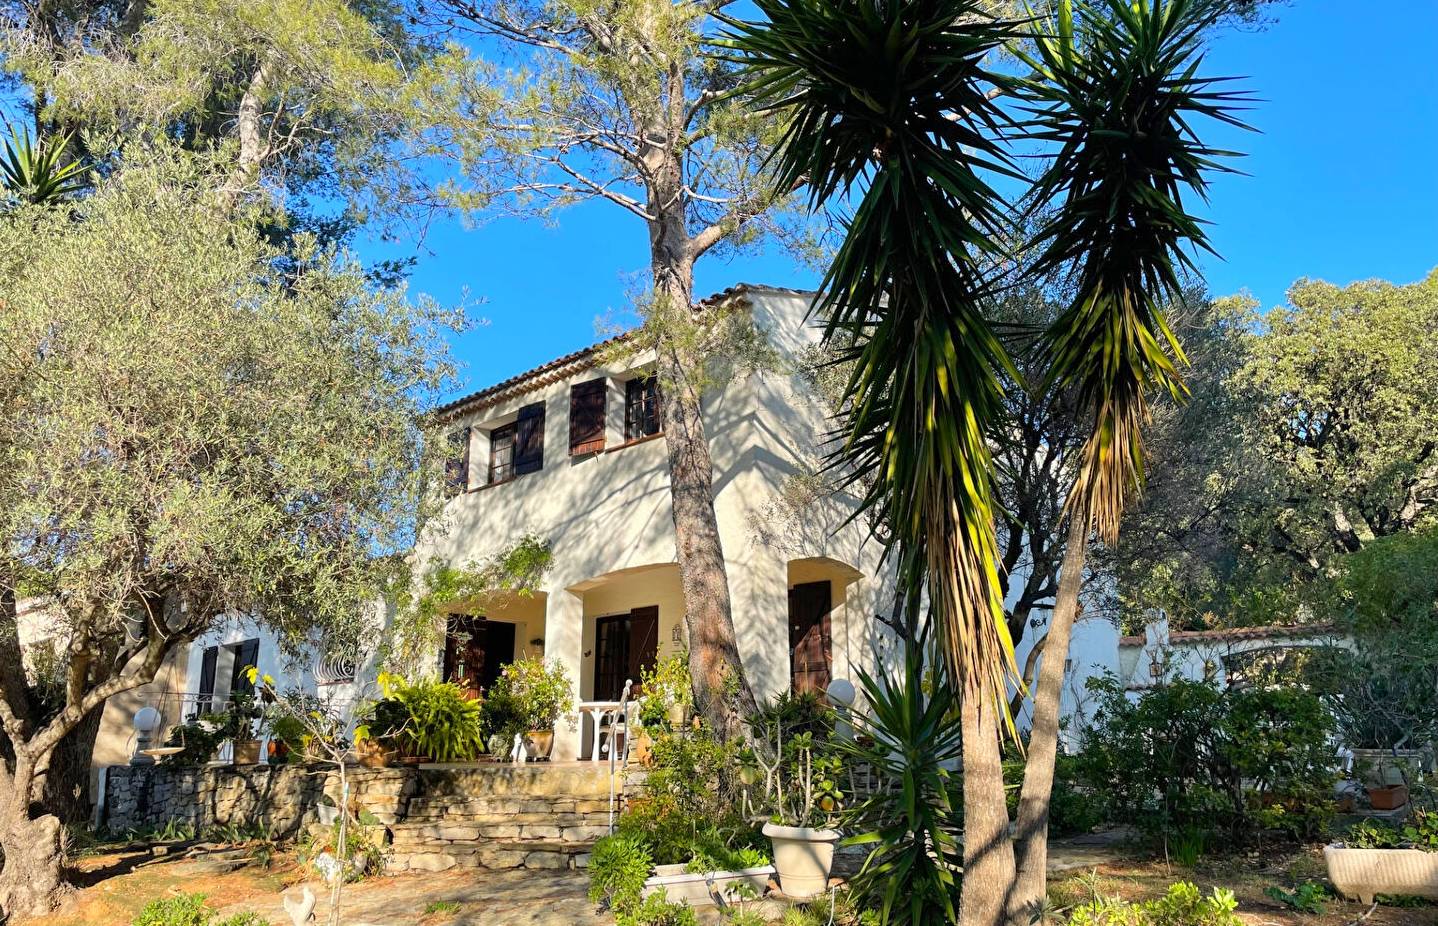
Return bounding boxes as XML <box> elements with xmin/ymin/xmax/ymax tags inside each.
<box><xmin>569</xmin><ymin>379</ymin><xmax>607</xmax><ymax>456</ymax></box>
<box><xmin>628</xmin><ymin>606</ymin><xmax>659</xmax><ymax>694</ymax></box>
<box><xmin>514</xmin><ymin>402</ymin><xmax>545</xmax><ymax>475</ymax></box>
<box><xmin>444</xmin><ymin>426</ymin><xmax>471</xmax><ymax>495</ymax></box>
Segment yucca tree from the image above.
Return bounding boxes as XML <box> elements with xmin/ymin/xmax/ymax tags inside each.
<box><xmin>0</xmin><ymin>125</ymin><xmax>87</xmax><ymax>207</ymax></box>
<box><xmin>724</xmin><ymin>0</ymin><xmax>1248</xmax><ymax>923</ymax></box>
<box><xmin>1010</xmin><ymin>1</ymin><xmax>1250</xmax><ymax>913</ymax></box>
<box><xmin>720</xmin><ymin>3</ymin><xmax>1030</xmax><ymax>922</ymax></box>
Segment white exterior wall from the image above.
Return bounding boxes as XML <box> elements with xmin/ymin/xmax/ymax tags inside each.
<box><xmin>415</xmin><ymin>288</ymin><xmax>899</xmax><ymax>757</ymax></box>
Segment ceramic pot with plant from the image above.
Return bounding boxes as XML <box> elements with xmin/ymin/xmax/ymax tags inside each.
<box><xmin>1327</xmin><ymin>811</ymin><xmax>1438</xmax><ymax>903</ymax></box>
<box><xmin>493</xmin><ymin>657</ymin><xmax>573</xmax><ymax>761</ymax></box>
<box><xmin>225</xmin><ymin>692</ymin><xmax>265</xmax><ymax>765</ymax></box>
<box><xmin>377</xmin><ymin>673</ymin><xmax>485</xmax><ymax>763</ymax></box>
<box><xmin>744</xmin><ymin>704</ymin><xmax>844</xmax><ymax>900</ymax></box>
<box><xmin>353</xmin><ymin>691</ymin><xmax>410</xmax><ymax>767</ymax></box>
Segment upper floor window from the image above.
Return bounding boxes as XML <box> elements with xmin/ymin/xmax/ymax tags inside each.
<box><xmin>489</xmin><ymin>422</ymin><xmax>516</xmax><ymax>483</ymax></box>
<box><xmin>444</xmin><ymin>427</ymin><xmax>471</xmax><ymax>496</ymax></box>
<box><xmin>625</xmin><ymin>376</ymin><xmax>661</xmax><ymax>441</ymax></box>
<box><xmin>489</xmin><ymin>401</ymin><xmax>545</xmax><ymax>484</ymax></box>
<box><xmin>569</xmin><ymin>378</ymin><xmax>607</xmax><ymax>456</ymax></box>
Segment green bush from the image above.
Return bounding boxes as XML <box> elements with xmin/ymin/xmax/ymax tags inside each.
<box><xmin>359</xmin><ymin>673</ymin><xmax>485</xmax><ymax>762</ymax></box>
<box><xmin>1003</xmin><ymin>749</ymin><xmax>1103</xmax><ymax>838</ymax></box>
<box><xmin>589</xmin><ymin>832</ymin><xmax>654</xmax><ymax>912</ymax></box>
<box><xmin>1066</xmin><ymin>882</ymin><xmax>1242</xmax><ymax>926</ymax></box>
<box><xmin>619</xmin><ymin>724</ymin><xmax>761</xmax><ymax>866</ymax></box>
<box><xmin>490</xmin><ymin>655</ymin><xmax>573</xmax><ymax>730</ymax></box>
<box><xmin>619</xmin><ymin>889</ymin><xmax>699</xmax><ymax>926</ymax></box>
<box><xmin>1073</xmin><ymin>676</ymin><xmax>1338</xmax><ymax>849</ymax></box>
<box><xmin>637</xmin><ymin>654</ymin><xmax>693</xmax><ymax>732</ymax></box>
<box><xmin>133</xmin><ymin>894</ymin><xmax>212</xmax><ymax>926</ymax></box>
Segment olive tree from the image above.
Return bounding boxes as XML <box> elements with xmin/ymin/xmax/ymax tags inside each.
<box><xmin>0</xmin><ymin>148</ymin><xmax>458</xmax><ymax>918</ymax></box>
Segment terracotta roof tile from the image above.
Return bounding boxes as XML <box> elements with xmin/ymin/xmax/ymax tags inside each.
<box><xmin>1118</xmin><ymin>623</ymin><xmax>1338</xmax><ymax>647</ymax></box>
<box><xmin>434</xmin><ymin>283</ymin><xmax>814</xmax><ymax>421</ymax></box>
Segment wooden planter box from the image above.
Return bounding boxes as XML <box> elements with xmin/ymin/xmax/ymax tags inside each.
<box><xmin>643</xmin><ymin>864</ymin><xmax>775</xmax><ymax>907</ymax></box>
<box><xmin>1325</xmin><ymin>845</ymin><xmax>1438</xmax><ymax>904</ymax></box>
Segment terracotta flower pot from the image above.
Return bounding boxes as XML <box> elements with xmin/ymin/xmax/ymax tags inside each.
<box><xmin>1368</xmin><ymin>784</ymin><xmax>1409</xmax><ymax>810</ymax></box>
<box><xmin>356</xmin><ymin>738</ymin><xmax>396</xmax><ymax>768</ymax></box>
<box><xmin>763</xmin><ymin>821</ymin><xmax>840</xmax><ymax>900</ymax></box>
<box><xmin>232</xmin><ymin>739</ymin><xmax>262</xmax><ymax>765</ymax></box>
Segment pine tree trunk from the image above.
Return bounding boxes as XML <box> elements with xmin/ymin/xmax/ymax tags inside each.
<box><xmin>959</xmin><ymin>689</ymin><xmax>1020</xmax><ymax>926</ymax></box>
<box><xmin>650</xmin><ymin>258</ymin><xmax>759</xmax><ymax>739</ymax></box>
<box><xmin>1011</xmin><ymin>514</ymin><xmax>1090</xmax><ymax>917</ymax></box>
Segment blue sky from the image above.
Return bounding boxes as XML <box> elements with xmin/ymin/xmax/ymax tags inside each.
<box><xmin>361</xmin><ymin>0</ymin><xmax>1438</xmax><ymax>402</ymax></box>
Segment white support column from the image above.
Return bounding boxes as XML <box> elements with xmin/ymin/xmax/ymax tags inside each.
<box><xmin>546</xmin><ymin>588</ymin><xmax>585</xmax><ymax>761</ymax></box>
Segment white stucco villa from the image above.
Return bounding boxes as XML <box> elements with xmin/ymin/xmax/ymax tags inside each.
<box><xmin>60</xmin><ymin>283</ymin><xmax>1338</xmax><ymax>796</ymax></box>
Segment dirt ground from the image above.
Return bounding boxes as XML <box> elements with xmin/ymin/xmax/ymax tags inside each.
<box><xmin>29</xmin><ymin>840</ymin><xmax>1438</xmax><ymax>926</ymax></box>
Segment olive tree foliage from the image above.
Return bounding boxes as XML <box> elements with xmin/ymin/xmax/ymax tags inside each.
<box><xmin>1112</xmin><ymin>270</ymin><xmax>1438</xmax><ymax>628</ymax></box>
<box><xmin>0</xmin><ymin>148</ymin><xmax>458</xmax><ymax>918</ymax></box>
<box><xmin>1</xmin><ymin>0</ymin><xmax>435</xmax><ymax>228</ymax></box>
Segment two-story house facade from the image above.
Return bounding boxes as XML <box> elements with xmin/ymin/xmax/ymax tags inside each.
<box><xmin>417</xmin><ymin>285</ymin><xmax>900</xmax><ymax>760</ymax></box>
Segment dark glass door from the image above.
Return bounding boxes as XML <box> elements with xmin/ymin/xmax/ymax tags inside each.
<box><xmin>443</xmin><ymin>616</ymin><xmax>515</xmax><ymax>698</ymax></box>
<box><xmin>593</xmin><ymin>606</ymin><xmax>659</xmax><ymax>700</ymax></box>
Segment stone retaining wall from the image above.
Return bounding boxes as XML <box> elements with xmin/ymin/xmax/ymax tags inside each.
<box><xmin>101</xmin><ymin>764</ymin><xmax>416</xmax><ymax>836</ymax></box>
<box><xmin>102</xmin><ymin>763</ymin><xmax>617</xmax><ymax>872</ymax></box>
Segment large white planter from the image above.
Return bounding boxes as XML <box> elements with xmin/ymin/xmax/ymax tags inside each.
<box><xmin>763</xmin><ymin>821</ymin><xmax>840</xmax><ymax>900</ymax></box>
<box><xmin>643</xmin><ymin>864</ymin><xmax>775</xmax><ymax>906</ymax></box>
<box><xmin>1324</xmin><ymin>845</ymin><xmax>1438</xmax><ymax>904</ymax></box>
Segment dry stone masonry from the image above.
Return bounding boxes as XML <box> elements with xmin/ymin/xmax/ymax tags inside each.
<box><xmin>103</xmin><ymin>763</ymin><xmax>616</xmax><ymax>872</ymax></box>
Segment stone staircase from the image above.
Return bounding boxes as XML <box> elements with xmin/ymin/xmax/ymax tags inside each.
<box><xmin>373</xmin><ymin>764</ymin><xmax>617</xmax><ymax>874</ymax></box>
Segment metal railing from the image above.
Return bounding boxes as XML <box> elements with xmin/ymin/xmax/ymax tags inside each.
<box><xmin>608</xmin><ymin>678</ymin><xmax>634</xmax><ymax>834</ymax></box>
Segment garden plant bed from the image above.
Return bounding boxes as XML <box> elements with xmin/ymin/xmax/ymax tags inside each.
<box><xmin>643</xmin><ymin>862</ymin><xmax>776</xmax><ymax>906</ymax></box>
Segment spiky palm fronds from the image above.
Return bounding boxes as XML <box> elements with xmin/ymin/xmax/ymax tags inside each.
<box><xmin>1021</xmin><ymin>0</ymin><xmax>1252</xmax><ymax>541</ymax></box>
<box><xmin>1</xmin><ymin>125</ymin><xmax>87</xmax><ymax>206</ymax></box>
<box><xmin>722</xmin><ymin>0</ymin><xmax>1025</xmax><ymax>714</ymax></box>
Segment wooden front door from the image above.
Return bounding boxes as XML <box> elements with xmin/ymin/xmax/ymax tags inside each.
<box><xmin>443</xmin><ymin>616</ymin><xmax>515</xmax><ymax>699</ymax></box>
<box><xmin>788</xmin><ymin>582</ymin><xmax>833</xmax><ymax>695</ymax></box>
<box><xmin>593</xmin><ymin>606</ymin><xmax>659</xmax><ymax>700</ymax></box>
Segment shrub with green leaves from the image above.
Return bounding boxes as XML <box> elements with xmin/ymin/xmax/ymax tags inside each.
<box><xmin>133</xmin><ymin>894</ymin><xmax>213</xmax><ymax>926</ymax></box>
<box><xmin>1073</xmin><ymin>676</ymin><xmax>1338</xmax><ymax>848</ymax></box>
<box><xmin>490</xmin><ymin>656</ymin><xmax>573</xmax><ymax>731</ymax></box>
<box><xmin>589</xmin><ymin>832</ymin><xmax>654</xmax><ymax>913</ymax></box>
<box><xmin>1342</xmin><ymin>810</ymin><xmax>1438</xmax><ymax>851</ymax></box>
<box><xmin>363</xmin><ymin>673</ymin><xmax>484</xmax><ymax>762</ymax></box>
<box><xmin>618</xmin><ymin>724</ymin><xmax>760</xmax><ymax>867</ymax></box>
<box><xmin>1066</xmin><ymin>882</ymin><xmax>1242</xmax><ymax>926</ymax></box>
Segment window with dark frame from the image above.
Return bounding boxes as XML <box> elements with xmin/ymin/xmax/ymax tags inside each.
<box><xmin>489</xmin><ymin>422</ymin><xmax>516</xmax><ymax>484</ymax></box>
<box><xmin>624</xmin><ymin>376</ymin><xmax>661</xmax><ymax>441</ymax></box>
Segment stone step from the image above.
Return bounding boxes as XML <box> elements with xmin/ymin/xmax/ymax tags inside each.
<box><xmin>386</xmin><ymin>839</ymin><xmax>595</xmax><ymax>874</ymax></box>
<box><xmin>389</xmin><ymin>821</ymin><xmax>610</xmax><ymax>847</ymax></box>
<box><xmin>404</xmin><ymin>795</ymin><xmax>614</xmax><ymax>816</ymax></box>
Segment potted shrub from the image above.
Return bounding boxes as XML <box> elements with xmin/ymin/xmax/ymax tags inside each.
<box><xmin>353</xmin><ymin>695</ymin><xmax>408</xmax><ymax>768</ymax></box>
<box><xmin>492</xmin><ymin>657</ymin><xmax>573</xmax><ymax>760</ymax></box>
<box><xmin>266</xmin><ymin>714</ymin><xmax>307</xmax><ymax>765</ymax></box>
<box><xmin>225</xmin><ymin>692</ymin><xmax>265</xmax><ymax>765</ymax></box>
<box><xmin>631</xmin><ymin>655</ymin><xmax>693</xmax><ymax>764</ymax></box>
<box><xmin>389</xmin><ymin>674</ymin><xmax>485</xmax><ymax>763</ymax></box>
<box><xmin>743</xmin><ymin>695</ymin><xmax>844</xmax><ymax>900</ymax></box>
<box><xmin>1326</xmin><ymin>812</ymin><xmax>1438</xmax><ymax>904</ymax></box>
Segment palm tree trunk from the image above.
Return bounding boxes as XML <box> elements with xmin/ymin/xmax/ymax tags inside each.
<box><xmin>960</xmin><ymin>689</ymin><xmax>1020</xmax><ymax>926</ymax></box>
<box><xmin>1011</xmin><ymin>514</ymin><xmax>1089</xmax><ymax>916</ymax></box>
